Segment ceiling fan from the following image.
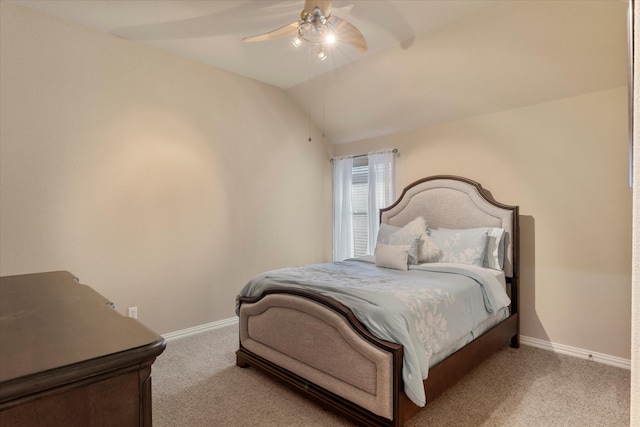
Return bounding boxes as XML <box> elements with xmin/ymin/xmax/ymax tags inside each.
<box><xmin>242</xmin><ymin>0</ymin><xmax>367</xmax><ymax>60</ymax></box>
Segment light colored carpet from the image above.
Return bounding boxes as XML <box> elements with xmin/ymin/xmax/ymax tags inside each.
<box><xmin>152</xmin><ymin>323</ymin><xmax>630</xmax><ymax>426</ymax></box>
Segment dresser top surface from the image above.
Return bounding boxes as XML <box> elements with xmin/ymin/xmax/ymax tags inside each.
<box><xmin>0</xmin><ymin>271</ymin><xmax>165</xmax><ymax>384</ymax></box>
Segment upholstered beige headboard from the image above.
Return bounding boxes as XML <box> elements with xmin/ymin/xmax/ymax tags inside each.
<box><xmin>380</xmin><ymin>175</ymin><xmax>519</xmax><ymax>279</ymax></box>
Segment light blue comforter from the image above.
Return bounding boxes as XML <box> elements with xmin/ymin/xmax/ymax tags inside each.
<box><xmin>236</xmin><ymin>256</ymin><xmax>511</xmax><ymax>407</ymax></box>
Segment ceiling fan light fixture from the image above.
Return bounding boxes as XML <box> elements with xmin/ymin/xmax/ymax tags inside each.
<box><xmin>325</xmin><ymin>32</ymin><xmax>336</xmax><ymax>44</ymax></box>
<box><xmin>292</xmin><ymin>36</ymin><xmax>303</xmax><ymax>47</ymax></box>
<box><xmin>243</xmin><ymin>1</ymin><xmax>367</xmax><ymax>56</ymax></box>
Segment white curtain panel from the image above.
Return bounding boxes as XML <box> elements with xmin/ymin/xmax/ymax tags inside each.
<box><xmin>367</xmin><ymin>150</ymin><xmax>395</xmax><ymax>255</ymax></box>
<box><xmin>333</xmin><ymin>156</ymin><xmax>354</xmax><ymax>261</ymax></box>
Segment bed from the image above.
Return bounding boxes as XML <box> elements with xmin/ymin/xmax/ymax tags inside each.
<box><xmin>235</xmin><ymin>175</ymin><xmax>519</xmax><ymax>426</ymax></box>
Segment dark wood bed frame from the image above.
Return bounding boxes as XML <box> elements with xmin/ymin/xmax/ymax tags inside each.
<box><xmin>236</xmin><ymin>175</ymin><xmax>519</xmax><ymax>426</ymax></box>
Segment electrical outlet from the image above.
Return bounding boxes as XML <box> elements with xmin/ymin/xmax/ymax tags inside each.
<box><xmin>128</xmin><ymin>307</ymin><xmax>137</xmax><ymax>319</ymax></box>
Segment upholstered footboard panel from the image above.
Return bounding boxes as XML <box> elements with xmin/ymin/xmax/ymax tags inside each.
<box><xmin>239</xmin><ymin>293</ymin><xmax>395</xmax><ymax>420</ymax></box>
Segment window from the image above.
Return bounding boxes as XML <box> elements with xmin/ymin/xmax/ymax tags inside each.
<box><xmin>351</xmin><ymin>156</ymin><xmax>369</xmax><ymax>257</ymax></box>
<box><xmin>333</xmin><ymin>150</ymin><xmax>395</xmax><ymax>261</ymax></box>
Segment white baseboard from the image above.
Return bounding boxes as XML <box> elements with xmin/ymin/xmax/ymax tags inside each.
<box><xmin>520</xmin><ymin>335</ymin><xmax>631</xmax><ymax>370</ymax></box>
<box><xmin>161</xmin><ymin>321</ymin><xmax>631</xmax><ymax>371</ymax></box>
<box><xmin>162</xmin><ymin>317</ymin><xmax>238</xmax><ymax>342</ymax></box>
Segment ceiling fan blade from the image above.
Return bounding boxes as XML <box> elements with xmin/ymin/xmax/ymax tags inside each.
<box><xmin>331</xmin><ymin>16</ymin><xmax>367</xmax><ymax>53</ymax></box>
<box><xmin>349</xmin><ymin>1</ymin><xmax>415</xmax><ymax>50</ymax></box>
<box><xmin>243</xmin><ymin>21</ymin><xmax>299</xmax><ymax>43</ymax></box>
<box><xmin>302</xmin><ymin>0</ymin><xmax>332</xmax><ymax>19</ymax></box>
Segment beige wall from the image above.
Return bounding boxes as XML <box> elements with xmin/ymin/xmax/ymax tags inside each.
<box><xmin>0</xmin><ymin>2</ymin><xmax>333</xmax><ymax>335</ymax></box>
<box><xmin>0</xmin><ymin>0</ymin><xmax>634</xmax><ymax>371</ymax></box>
<box><xmin>334</xmin><ymin>87</ymin><xmax>632</xmax><ymax>360</ymax></box>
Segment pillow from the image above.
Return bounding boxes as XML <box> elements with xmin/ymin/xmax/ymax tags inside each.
<box><xmin>484</xmin><ymin>227</ymin><xmax>505</xmax><ymax>270</ymax></box>
<box><xmin>428</xmin><ymin>228</ymin><xmax>489</xmax><ymax>267</ymax></box>
<box><xmin>380</xmin><ymin>217</ymin><xmax>440</xmax><ymax>264</ymax></box>
<box><xmin>377</xmin><ymin>223</ymin><xmax>400</xmax><ymax>244</ymax></box>
<box><xmin>436</xmin><ymin>227</ymin><xmax>505</xmax><ymax>270</ymax></box>
<box><xmin>388</xmin><ymin>233</ymin><xmax>420</xmax><ymax>265</ymax></box>
<box><xmin>375</xmin><ymin>243</ymin><xmax>410</xmax><ymax>270</ymax></box>
<box><xmin>418</xmin><ymin>233</ymin><xmax>441</xmax><ymax>264</ymax></box>
<box><xmin>376</xmin><ymin>223</ymin><xmax>420</xmax><ymax>265</ymax></box>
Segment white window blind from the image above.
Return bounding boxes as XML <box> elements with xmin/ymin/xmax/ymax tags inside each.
<box><xmin>333</xmin><ymin>150</ymin><xmax>395</xmax><ymax>261</ymax></box>
<box><xmin>351</xmin><ymin>156</ymin><xmax>369</xmax><ymax>257</ymax></box>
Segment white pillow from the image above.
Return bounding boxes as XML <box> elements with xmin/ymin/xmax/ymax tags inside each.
<box><xmin>375</xmin><ymin>243</ymin><xmax>410</xmax><ymax>271</ymax></box>
<box><xmin>418</xmin><ymin>233</ymin><xmax>441</xmax><ymax>263</ymax></box>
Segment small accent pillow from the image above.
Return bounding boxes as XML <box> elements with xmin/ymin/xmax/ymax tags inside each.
<box><xmin>428</xmin><ymin>228</ymin><xmax>489</xmax><ymax>267</ymax></box>
<box><xmin>375</xmin><ymin>243</ymin><xmax>410</xmax><ymax>271</ymax></box>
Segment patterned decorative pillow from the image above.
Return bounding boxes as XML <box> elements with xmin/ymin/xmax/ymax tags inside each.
<box><xmin>428</xmin><ymin>228</ymin><xmax>489</xmax><ymax>267</ymax></box>
<box><xmin>436</xmin><ymin>227</ymin><xmax>505</xmax><ymax>270</ymax></box>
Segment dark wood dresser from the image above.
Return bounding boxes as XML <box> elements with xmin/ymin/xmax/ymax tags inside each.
<box><xmin>0</xmin><ymin>271</ymin><xmax>166</xmax><ymax>426</ymax></box>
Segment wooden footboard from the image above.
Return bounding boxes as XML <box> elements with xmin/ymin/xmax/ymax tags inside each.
<box><xmin>237</xmin><ymin>288</ymin><xmax>404</xmax><ymax>426</ymax></box>
<box><xmin>237</xmin><ymin>288</ymin><xmax>518</xmax><ymax>426</ymax></box>
<box><xmin>237</xmin><ymin>287</ymin><xmax>518</xmax><ymax>427</ymax></box>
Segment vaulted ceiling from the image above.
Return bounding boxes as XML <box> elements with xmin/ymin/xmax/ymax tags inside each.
<box><xmin>12</xmin><ymin>0</ymin><xmax>629</xmax><ymax>144</ymax></box>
